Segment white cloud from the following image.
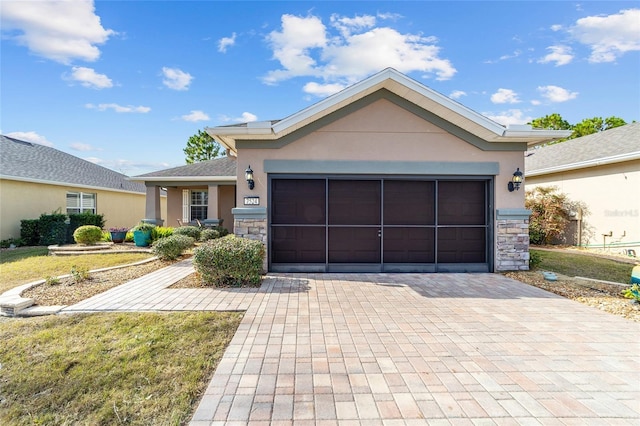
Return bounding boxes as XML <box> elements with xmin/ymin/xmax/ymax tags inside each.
<box><xmin>303</xmin><ymin>81</ymin><xmax>347</xmax><ymax>97</ymax></box>
<box><xmin>67</xmin><ymin>66</ymin><xmax>113</xmax><ymax>89</ymax></box>
<box><xmin>263</xmin><ymin>13</ymin><xmax>456</xmax><ymax>93</ymax></box>
<box><xmin>530</xmin><ymin>99</ymin><xmax>542</xmax><ymax>106</ymax></box>
<box><xmin>181</xmin><ymin>110</ymin><xmax>210</xmax><ymax>122</ymax></box>
<box><xmin>218</xmin><ymin>112</ymin><xmax>258</xmax><ymax>123</ymax></box>
<box><xmin>550</xmin><ymin>24</ymin><xmax>563</xmax><ymax>32</ymax></box>
<box><xmin>537</xmin><ymin>85</ymin><xmax>579</xmax><ymax>102</ymax></box>
<box><xmin>483</xmin><ymin>109</ymin><xmax>532</xmax><ymax>126</ymax></box>
<box><xmin>0</xmin><ymin>0</ymin><xmax>114</xmax><ymax>64</ymax></box>
<box><xmin>218</xmin><ymin>32</ymin><xmax>236</xmax><ymax>53</ymax></box>
<box><xmin>538</xmin><ymin>45</ymin><xmax>574</xmax><ymax>66</ymax></box>
<box><xmin>569</xmin><ymin>9</ymin><xmax>640</xmax><ymax>63</ymax></box>
<box><xmin>490</xmin><ymin>88</ymin><xmax>521</xmax><ymax>104</ymax></box>
<box><xmin>162</xmin><ymin>67</ymin><xmax>193</xmax><ymax>90</ymax></box>
<box><xmin>85</xmin><ymin>103</ymin><xmax>151</xmax><ymax>113</ymax></box>
<box><xmin>70</xmin><ymin>142</ymin><xmax>101</xmax><ymax>151</ymax></box>
<box><xmin>449</xmin><ymin>90</ymin><xmax>467</xmax><ymax>100</ymax></box>
<box><xmin>5</xmin><ymin>131</ymin><xmax>54</xmax><ymax>146</ymax></box>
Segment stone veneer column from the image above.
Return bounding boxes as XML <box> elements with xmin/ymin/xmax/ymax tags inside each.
<box><xmin>495</xmin><ymin>209</ymin><xmax>531</xmax><ymax>271</ymax></box>
<box><xmin>231</xmin><ymin>207</ymin><xmax>268</xmax><ymax>272</ymax></box>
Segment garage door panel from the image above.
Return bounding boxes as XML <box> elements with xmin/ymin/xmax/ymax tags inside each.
<box><xmin>329</xmin><ymin>180</ymin><xmax>380</xmax><ymax>225</ymax></box>
<box><xmin>272</xmin><ymin>226</ymin><xmax>326</xmax><ymax>263</ymax></box>
<box><xmin>383</xmin><ymin>227</ymin><xmax>435</xmax><ymax>263</ymax></box>
<box><xmin>384</xmin><ymin>181</ymin><xmax>435</xmax><ymax>225</ymax></box>
<box><xmin>329</xmin><ymin>227</ymin><xmax>380</xmax><ymax>263</ymax></box>
<box><xmin>272</xmin><ymin>179</ymin><xmax>325</xmax><ymax>224</ymax></box>
<box><xmin>437</xmin><ymin>227</ymin><xmax>486</xmax><ymax>263</ymax></box>
<box><xmin>438</xmin><ymin>181</ymin><xmax>486</xmax><ymax>225</ymax></box>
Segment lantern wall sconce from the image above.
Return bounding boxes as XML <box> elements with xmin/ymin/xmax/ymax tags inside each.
<box><xmin>508</xmin><ymin>167</ymin><xmax>524</xmax><ymax>192</ymax></box>
<box><xmin>245</xmin><ymin>165</ymin><xmax>255</xmax><ymax>190</ymax></box>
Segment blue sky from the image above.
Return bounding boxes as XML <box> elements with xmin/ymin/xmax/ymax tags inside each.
<box><xmin>2</xmin><ymin>1</ymin><xmax>639</xmax><ymax>176</ymax></box>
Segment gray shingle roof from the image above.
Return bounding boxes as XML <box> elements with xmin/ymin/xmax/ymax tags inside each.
<box><xmin>0</xmin><ymin>135</ymin><xmax>146</xmax><ymax>193</ymax></box>
<box><xmin>525</xmin><ymin>122</ymin><xmax>640</xmax><ymax>174</ymax></box>
<box><xmin>133</xmin><ymin>156</ymin><xmax>237</xmax><ymax>178</ymax></box>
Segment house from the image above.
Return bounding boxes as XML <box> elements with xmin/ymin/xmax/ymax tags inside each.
<box><xmin>136</xmin><ymin>68</ymin><xmax>570</xmax><ymax>272</ymax></box>
<box><xmin>525</xmin><ymin>122</ymin><xmax>640</xmax><ymax>252</ymax></box>
<box><xmin>0</xmin><ymin>135</ymin><xmax>166</xmax><ymax>241</ymax></box>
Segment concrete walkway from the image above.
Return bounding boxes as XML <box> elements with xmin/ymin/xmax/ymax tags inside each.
<box><xmin>62</xmin><ymin>264</ymin><xmax>640</xmax><ymax>424</ymax></box>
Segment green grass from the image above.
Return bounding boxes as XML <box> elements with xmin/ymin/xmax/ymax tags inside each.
<box><xmin>0</xmin><ymin>250</ymin><xmax>154</xmax><ymax>293</ymax></box>
<box><xmin>0</xmin><ymin>311</ymin><xmax>243</xmax><ymax>425</ymax></box>
<box><xmin>532</xmin><ymin>249</ymin><xmax>635</xmax><ymax>284</ymax></box>
<box><xmin>0</xmin><ymin>246</ymin><xmax>49</xmax><ymax>264</ymax></box>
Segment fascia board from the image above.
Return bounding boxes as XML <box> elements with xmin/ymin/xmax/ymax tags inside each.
<box><xmin>128</xmin><ymin>176</ymin><xmax>237</xmax><ymax>182</ymax></box>
<box><xmin>527</xmin><ymin>151</ymin><xmax>640</xmax><ymax>176</ymax></box>
<box><xmin>0</xmin><ymin>175</ymin><xmax>146</xmax><ymax>195</ymax></box>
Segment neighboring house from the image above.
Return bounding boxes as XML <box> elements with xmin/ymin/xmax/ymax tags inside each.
<box><xmin>0</xmin><ymin>135</ymin><xmax>166</xmax><ymax>241</ymax></box>
<box><xmin>525</xmin><ymin>122</ymin><xmax>640</xmax><ymax>252</ymax></box>
<box><xmin>136</xmin><ymin>68</ymin><xmax>569</xmax><ymax>272</ymax></box>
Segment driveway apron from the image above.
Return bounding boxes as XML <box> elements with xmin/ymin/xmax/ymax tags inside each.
<box><xmin>190</xmin><ymin>273</ymin><xmax>639</xmax><ymax>425</ymax></box>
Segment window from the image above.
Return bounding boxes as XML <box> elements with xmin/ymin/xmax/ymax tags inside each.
<box><xmin>66</xmin><ymin>192</ymin><xmax>96</xmax><ymax>214</ymax></box>
<box><xmin>190</xmin><ymin>191</ymin><xmax>208</xmax><ymax>221</ymax></box>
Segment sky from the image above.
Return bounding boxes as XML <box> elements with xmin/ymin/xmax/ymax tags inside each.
<box><xmin>1</xmin><ymin>1</ymin><xmax>639</xmax><ymax>176</ymax></box>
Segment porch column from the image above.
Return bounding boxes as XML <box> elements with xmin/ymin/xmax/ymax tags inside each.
<box><xmin>202</xmin><ymin>184</ymin><xmax>222</xmax><ymax>227</ymax></box>
<box><xmin>143</xmin><ymin>185</ymin><xmax>164</xmax><ymax>226</ymax></box>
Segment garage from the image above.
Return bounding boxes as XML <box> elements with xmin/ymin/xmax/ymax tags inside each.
<box><xmin>270</xmin><ymin>177</ymin><xmax>492</xmax><ymax>272</ymax></box>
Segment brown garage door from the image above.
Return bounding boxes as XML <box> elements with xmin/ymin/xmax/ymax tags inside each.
<box><xmin>270</xmin><ymin>177</ymin><xmax>491</xmax><ymax>272</ymax></box>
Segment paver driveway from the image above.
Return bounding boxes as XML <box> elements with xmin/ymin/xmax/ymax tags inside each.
<box><xmin>190</xmin><ymin>273</ymin><xmax>640</xmax><ymax>425</ymax></box>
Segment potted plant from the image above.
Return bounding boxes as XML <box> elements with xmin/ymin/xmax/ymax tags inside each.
<box><xmin>132</xmin><ymin>222</ymin><xmax>155</xmax><ymax>247</ymax></box>
<box><xmin>109</xmin><ymin>227</ymin><xmax>130</xmax><ymax>243</ymax></box>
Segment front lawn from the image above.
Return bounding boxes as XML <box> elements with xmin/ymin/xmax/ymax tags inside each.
<box><xmin>0</xmin><ymin>311</ymin><xmax>242</xmax><ymax>425</ymax></box>
<box><xmin>531</xmin><ymin>248</ymin><xmax>635</xmax><ymax>284</ymax></box>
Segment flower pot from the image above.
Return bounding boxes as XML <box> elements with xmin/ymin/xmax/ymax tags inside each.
<box><xmin>133</xmin><ymin>230</ymin><xmax>151</xmax><ymax>247</ymax></box>
<box><xmin>110</xmin><ymin>231</ymin><xmax>127</xmax><ymax>243</ymax></box>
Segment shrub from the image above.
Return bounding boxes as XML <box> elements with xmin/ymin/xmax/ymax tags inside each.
<box><xmin>73</xmin><ymin>225</ymin><xmax>104</xmax><ymax>245</ymax></box>
<box><xmin>525</xmin><ymin>186</ymin><xmax>588</xmax><ymax>245</ymax></box>
<box><xmin>38</xmin><ymin>212</ymin><xmax>68</xmax><ymax>246</ymax></box>
<box><xmin>125</xmin><ymin>231</ymin><xmax>134</xmax><ymax>242</ymax></box>
<box><xmin>174</xmin><ymin>225</ymin><xmax>201</xmax><ymax>240</ymax></box>
<box><xmin>152</xmin><ymin>226</ymin><xmax>174</xmax><ymax>241</ymax></box>
<box><xmin>20</xmin><ymin>219</ymin><xmax>40</xmax><ymax>246</ymax></box>
<box><xmin>70</xmin><ymin>265</ymin><xmax>90</xmax><ymax>284</ymax></box>
<box><xmin>529</xmin><ymin>250</ymin><xmax>542</xmax><ymax>269</ymax></box>
<box><xmin>200</xmin><ymin>228</ymin><xmax>220</xmax><ymax>242</ymax></box>
<box><xmin>152</xmin><ymin>234</ymin><xmax>195</xmax><ymax>260</ymax></box>
<box><xmin>1</xmin><ymin>238</ymin><xmax>25</xmax><ymax>248</ymax></box>
<box><xmin>67</xmin><ymin>212</ymin><xmax>105</xmax><ymax>243</ymax></box>
<box><xmin>101</xmin><ymin>231</ymin><xmax>111</xmax><ymax>242</ymax></box>
<box><xmin>193</xmin><ymin>235</ymin><xmax>265</xmax><ymax>287</ymax></box>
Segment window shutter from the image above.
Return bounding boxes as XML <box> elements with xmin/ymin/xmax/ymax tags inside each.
<box><xmin>182</xmin><ymin>190</ymin><xmax>190</xmax><ymax>222</ymax></box>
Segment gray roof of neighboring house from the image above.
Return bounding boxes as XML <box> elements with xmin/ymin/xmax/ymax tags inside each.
<box><xmin>133</xmin><ymin>156</ymin><xmax>237</xmax><ymax>179</ymax></box>
<box><xmin>0</xmin><ymin>135</ymin><xmax>146</xmax><ymax>193</ymax></box>
<box><xmin>525</xmin><ymin>122</ymin><xmax>640</xmax><ymax>176</ymax></box>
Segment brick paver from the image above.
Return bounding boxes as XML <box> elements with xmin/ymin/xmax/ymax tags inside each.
<box><xmin>190</xmin><ymin>273</ymin><xmax>640</xmax><ymax>424</ymax></box>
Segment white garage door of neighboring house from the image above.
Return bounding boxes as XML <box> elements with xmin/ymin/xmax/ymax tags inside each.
<box><xmin>269</xmin><ymin>177</ymin><xmax>492</xmax><ymax>273</ymax></box>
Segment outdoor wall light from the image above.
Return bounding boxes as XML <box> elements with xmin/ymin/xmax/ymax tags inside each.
<box><xmin>245</xmin><ymin>165</ymin><xmax>255</xmax><ymax>190</ymax></box>
<box><xmin>508</xmin><ymin>168</ymin><xmax>524</xmax><ymax>192</ymax></box>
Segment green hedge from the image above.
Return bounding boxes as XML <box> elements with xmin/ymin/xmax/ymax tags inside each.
<box><xmin>193</xmin><ymin>235</ymin><xmax>264</xmax><ymax>287</ymax></box>
<box><xmin>73</xmin><ymin>225</ymin><xmax>103</xmax><ymax>245</ymax></box>
<box><xmin>20</xmin><ymin>219</ymin><xmax>40</xmax><ymax>246</ymax></box>
<box><xmin>67</xmin><ymin>213</ymin><xmax>105</xmax><ymax>243</ymax></box>
<box><xmin>174</xmin><ymin>226</ymin><xmax>201</xmax><ymax>240</ymax></box>
<box><xmin>152</xmin><ymin>234</ymin><xmax>195</xmax><ymax>260</ymax></box>
<box><xmin>38</xmin><ymin>213</ymin><xmax>68</xmax><ymax>246</ymax></box>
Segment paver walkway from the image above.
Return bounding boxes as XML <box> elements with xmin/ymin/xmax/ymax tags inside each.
<box><xmin>62</xmin><ymin>264</ymin><xmax>640</xmax><ymax>424</ymax></box>
<box><xmin>189</xmin><ymin>273</ymin><xmax>640</xmax><ymax>425</ymax></box>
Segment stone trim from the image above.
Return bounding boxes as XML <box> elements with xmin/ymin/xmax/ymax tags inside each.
<box><xmin>496</xmin><ymin>208</ymin><xmax>532</xmax><ymax>220</ymax></box>
<box><xmin>495</xmin><ymin>218</ymin><xmax>530</xmax><ymax>271</ymax></box>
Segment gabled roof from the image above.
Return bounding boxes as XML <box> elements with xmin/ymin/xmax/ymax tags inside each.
<box><xmin>131</xmin><ymin>156</ymin><xmax>237</xmax><ymax>182</ymax></box>
<box><xmin>206</xmin><ymin>68</ymin><xmax>571</xmax><ymax>153</ymax></box>
<box><xmin>525</xmin><ymin>122</ymin><xmax>640</xmax><ymax>176</ymax></box>
<box><xmin>0</xmin><ymin>135</ymin><xmax>146</xmax><ymax>193</ymax></box>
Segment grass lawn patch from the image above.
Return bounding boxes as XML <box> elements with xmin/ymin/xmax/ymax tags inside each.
<box><xmin>0</xmin><ymin>246</ymin><xmax>49</xmax><ymax>264</ymax></box>
<box><xmin>0</xmin><ymin>252</ymin><xmax>154</xmax><ymax>294</ymax></box>
<box><xmin>0</xmin><ymin>311</ymin><xmax>242</xmax><ymax>425</ymax></box>
<box><xmin>532</xmin><ymin>249</ymin><xmax>635</xmax><ymax>284</ymax></box>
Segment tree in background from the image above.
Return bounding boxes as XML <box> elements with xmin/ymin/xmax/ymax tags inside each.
<box><xmin>184</xmin><ymin>129</ymin><xmax>223</xmax><ymax>164</ymax></box>
<box><xmin>528</xmin><ymin>114</ymin><xmax>627</xmax><ymax>143</ymax></box>
<box><xmin>526</xmin><ymin>186</ymin><xmax>588</xmax><ymax>245</ymax></box>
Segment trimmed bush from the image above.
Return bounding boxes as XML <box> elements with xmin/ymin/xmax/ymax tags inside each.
<box><xmin>38</xmin><ymin>213</ymin><xmax>68</xmax><ymax>246</ymax></box>
<box><xmin>152</xmin><ymin>234</ymin><xmax>195</xmax><ymax>260</ymax></box>
<box><xmin>20</xmin><ymin>219</ymin><xmax>40</xmax><ymax>246</ymax></box>
<box><xmin>67</xmin><ymin>213</ymin><xmax>105</xmax><ymax>243</ymax></box>
<box><xmin>174</xmin><ymin>225</ymin><xmax>201</xmax><ymax>240</ymax></box>
<box><xmin>152</xmin><ymin>226</ymin><xmax>174</xmax><ymax>241</ymax></box>
<box><xmin>200</xmin><ymin>228</ymin><xmax>220</xmax><ymax>242</ymax></box>
<box><xmin>73</xmin><ymin>225</ymin><xmax>104</xmax><ymax>245</ymax></box>
<box><xmin>193</xmin><ymin>235</ymin><xmax>265</xmax><ymax>287</ymax></box>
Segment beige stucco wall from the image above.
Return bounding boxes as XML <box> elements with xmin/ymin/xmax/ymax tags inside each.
<box><xmin>236</xmin><ymin>98</ymin><xmax>525</xmax><ymax>210</ymax></box>
<box><xmin>526</xmin><ymin>159</ymin><xmax>640</xmax><ymax>249</ymax></box>
<box><xmin>0</xmin><ymin>179</ymin><xmax>166</xmax><ymax>241</ymax></box>
<box><xmin>165</xmin><ymin>185</ymin><xmax>235</xmax><ymax>231</ymax></box>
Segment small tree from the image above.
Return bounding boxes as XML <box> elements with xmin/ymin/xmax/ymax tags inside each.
<box><xmin>184</xmin><ymin>129</ymin><xmax>223</xmax><ymax>164</ymax></box>
<box><xmin>525</xmin><ymin>186</ymin><xmax>587</xmax><ymax>245</ymax></box>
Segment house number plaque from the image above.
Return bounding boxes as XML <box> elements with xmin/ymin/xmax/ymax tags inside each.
<box><xmin>244</xmin><ymin>196</ymin><xmax>260</xmax><ymax>206</ymax></box>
